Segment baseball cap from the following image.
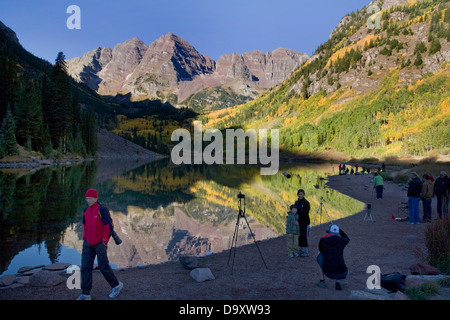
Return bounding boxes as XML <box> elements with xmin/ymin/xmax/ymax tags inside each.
<box><xmin>329</xmin><ymin>224</ymin><xmax>340</xmax><ymax>235</ymax></box>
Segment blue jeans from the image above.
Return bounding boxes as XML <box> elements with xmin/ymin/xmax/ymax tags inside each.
<box><xmin>316</xmin><ymin>253</ymin><xmax>348</xmax><ymax>280</ymax></box>
<box><xmin>408</xmin><ymin>197</ymin><xmax>420</xmax><ymax>223</ymax></box>
<box><xmin>422</xmin><ymin>198</ymin><xmax>432</xmax><ymax>221</ymax></box>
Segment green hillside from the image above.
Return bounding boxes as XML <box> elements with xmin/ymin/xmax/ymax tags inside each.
<box><xmin>202</xmin><ymin>0</ymin><xmax>450</xmax><ymax>159</ymax></box>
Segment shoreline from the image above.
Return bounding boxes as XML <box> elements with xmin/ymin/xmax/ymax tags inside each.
<box><xmin>1</xmin><ymin>170</ymin><xmax>446</xmax><ymax>300</ymax></box>
<box><xmin>0</xmin><ymin>154</ymin><xmax>168</xmax><ymax>172</ymax></box>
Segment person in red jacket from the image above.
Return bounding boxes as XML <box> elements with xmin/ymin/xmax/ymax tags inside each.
<box><xmin>77</xmin><ymin>189</ymin><xmax>123</xmax><ymax>300</ymax></box>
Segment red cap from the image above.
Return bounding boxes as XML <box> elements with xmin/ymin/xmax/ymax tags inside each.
<box><xmin>85</xmin><ymin>189</ymin><xmax>98</xmax><ymax>198</ymax></box>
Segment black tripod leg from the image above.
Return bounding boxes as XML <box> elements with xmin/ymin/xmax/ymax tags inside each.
<box><xmin>243</xmin><ymin>215</ymin><xmax>268</xmax><ymax>269</ymax></box>
<box><xmin>228</xmin><ymin>215</ymin><xmax>241</xmax><ymax>274</ymax></box>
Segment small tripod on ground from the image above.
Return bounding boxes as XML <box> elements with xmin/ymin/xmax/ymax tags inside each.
<box><xmin>364</xmin><ymin>203</ymin><xmax>375</xmax><ymax>222</ymax></box>
<box><xmin>228</xmin><ymin>192</ymin><xmax>267</xmax><ymax>275</ymax></box>
<box><xmin>312</xmin><ymin>196</ymin><xmax>334</xmax><ymax>227</ymax></box>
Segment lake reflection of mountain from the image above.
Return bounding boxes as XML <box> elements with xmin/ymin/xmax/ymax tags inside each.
<box><xmin>0</xmin><ymin>159</ymin><xmax>364</xmax><ymax>275</ymax></box>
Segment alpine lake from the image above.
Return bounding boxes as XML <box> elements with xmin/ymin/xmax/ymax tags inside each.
<box><xmin>0</xmin><ymin>158</ymin><xmax>365</xmax><ymax>276</ymax></box>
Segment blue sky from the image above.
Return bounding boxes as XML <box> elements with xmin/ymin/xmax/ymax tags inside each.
<box><xmin>0</xmin><ymin>0</ymin><xmax>370</xmax><ymax>63</ymax></box>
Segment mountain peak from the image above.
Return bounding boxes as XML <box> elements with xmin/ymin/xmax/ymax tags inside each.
<box><xmin>152</xmin><ymin>32</ymin><xmax>197</xmax><ymax>53</ymax></box>
<box><xmin>66</xmin><ymin>32</ymin><xmax>309</xmax><ymax>109</ymax></box>
<box><xmin>0</xmin><ymin>20</ymin><xmax>20</xmax><ymax>45</ymax></box>
<box><xmin>156</xmin><ymin>32</ymin><xmax>184</xmax><ymax>43</ymax></box>
<box><xmin>124</xmin><ymin>36</ymin><xmax>145</xmax><ymax>45</ymax></box>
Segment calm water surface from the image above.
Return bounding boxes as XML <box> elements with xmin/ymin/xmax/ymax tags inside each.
<box><xmin>0</xmin><ymin>159</ymin><xmax>364</xmax><ymax>276</ymax></box>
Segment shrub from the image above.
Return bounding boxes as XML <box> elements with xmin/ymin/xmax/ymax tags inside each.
<box><xmin>414</xmin><ymin>53</ymin><xmax>424</xmax><ymax>67</ymax></box>
<box><xmin>425</xmin><ymin>217</ymin><xmax>450</xmax><ymax>275</ymax></box>
<box><xmin>429</xmin><ymin>38</ymin><xmax>441</xmax><ymax>55</ymax></box>
<box><xmin>404</xmin><ymin>281</ymin><xmax>441</xmax><ymax>300</ymax></box>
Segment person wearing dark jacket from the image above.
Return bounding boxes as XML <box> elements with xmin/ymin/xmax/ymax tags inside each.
<box><xmin>316</xmin><ymin>224</ymin><xmax>350</xmax><ymax>290</ymax></box>
<box><xmin>77</xmin><ymin>189</ymin><xmax>123</xmax><ymax>300</ymax></box>
<box><xmin>421</xmin><ymin>174</ymin><xmax>434</xmax><ymax>222</ymax></box>
<box><xmin>407</xmin><ymin>172</ymin><xmax>423</xmax><ymax>224</ymax></box>
<box><xmin>295</xmin><ymin>189</ymin><xmax>310</xmax><ymax>257</ymax></box>
<box><xmin>434</xmin><ymin>171</ymin><xmax>449</xmax><ymax>219</ymax></box>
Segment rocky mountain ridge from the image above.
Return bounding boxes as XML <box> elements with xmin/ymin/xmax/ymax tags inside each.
<box><xmin>66</xmin><ymin>32</ymin><xmax>309</xmax><ymax>109</ymax></box>
<box><xmin>290</xmin><ymin>0</ymin><xmax>449</xmax><ymax>98</ymax></box>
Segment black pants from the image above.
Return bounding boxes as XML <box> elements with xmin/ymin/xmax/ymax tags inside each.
<box><xmin>375</xmin><ymin>185</ymin><xmax>383</xmax><ymax>199</ymax></box>
<box><xmin>298</xmin><ymin>223</ymin><xmax>309</xmax><ymax>247</ymax></box>
<box><xmin>81</xmin><ymin>240</ymin><xmax>119</xmax><ymax>295</ymax></box>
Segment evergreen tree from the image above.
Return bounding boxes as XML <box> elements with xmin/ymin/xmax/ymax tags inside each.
<box><xmin>429</xmin><ymin>38</ymin><xmax>441</xmax><ymax>55</ymax></box>
<box><xmin>0</xmin><ymin>50</ymin><xmax>19</xmax><ymax>123</ymax></box>
<box><xmin>15</xmin><ymin>77</ymin><xmax>44</xmax><ymax>151</ymax></box>
<box><xmin>80</xmin><ymin>107</ymin><xmax>98</xmax><ymax>155</ymax></box>
<box><xmin>72</xmin><ymin>126</ymin><xmax>87</xmax><ymax>156</ymax></box>
<box><xmin>42</xmin><ymin>124</ymin><xmax>53</xmax><ymax>157</ymax></box>
<box><xmin>43</xmin><ymin>52</ymin><xmax>73</xmax><ymax>152</ymax></box>
<box><xmin>301</xmin><ymin>76</ymin><xmax>311</xmax><ymax>99</ymax></box>
<box><xmin>0</xmin><ymin>107</ymin><xmax>18</xmax><ymax>156</ymax></box>
<box><xmin>414</xmin><ymin>52</ymin><xmax>423</xmax><ymax>67</ymax></box>
<box><xmin>414</xmin><ymin>41</ymin><xmax>427</xmax><ymax>55</ymax></box>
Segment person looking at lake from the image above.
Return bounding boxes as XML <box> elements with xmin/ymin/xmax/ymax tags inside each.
<box><xmin>421</xmin><ymin>174</ymin><xmax>434</xmax><ymax>223</ymax></box>
<box><xmin>434</xmin><ymin>171</ymin><xmax>449</xmax><ymax>219</ymax></box>
<box><xmin>77</xmin><ymin>188</ymin><xmax>123</xmax><ymax>300</ymax></box>
<box><xmin>316</xmin><ymin>224</ymin><xmax>350</xmax><ymax>291</ymax></box>
<box><xmin>295</xmin><ymin>189</ymin><xmax>310</xmax><ymax>257</ymax></box>
<box><xmin>373</xmin><ymin>172</ymin><xmax>384</xmax><ymax>200</ymax></box>
<box><xmin>407</xmin><ymin>172</ymin><xmax>423</xmax><ymax>225</ymax></box>
<box><xmin>286</xmin><ymin>204</ymin><xmax>300</xmax><ymax>258</ymax></box>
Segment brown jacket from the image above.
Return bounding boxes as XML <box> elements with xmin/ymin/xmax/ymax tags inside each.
<box><xmin>421</xmin><ymin>179</ymin><xmax>434</xmax><ymax>200</ymax></box>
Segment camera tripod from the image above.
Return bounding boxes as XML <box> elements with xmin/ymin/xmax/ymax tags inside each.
<box><xmin>364</xmin><ymin>203</ymin><xmax>375</xmax><ymax>222</ymax></box>
<box><xmin>312</xmin><ymin>196</ymin><xmax>334</xmax><ymax>227</ymax></box>
<box><xmin>227</xmin><ymin>192</ymin><xmax>267</xmax><ymax>275</ymax></box>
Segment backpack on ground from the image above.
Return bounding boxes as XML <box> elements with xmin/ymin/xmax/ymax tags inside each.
<box><xmin>380</xmin><ymin>272</ymin><xmax>406</xmax><ymax>292</ymax></box>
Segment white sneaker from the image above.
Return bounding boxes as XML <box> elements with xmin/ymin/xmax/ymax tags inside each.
<box><xmin>76</xmin><ymin>294</ymin><xmax>91</xmax><ymax>300</ymax></box>
<box><xmin>109</xmin><ymin>281</ymin><xmax>123</xmax><ymax>298</ymax></box>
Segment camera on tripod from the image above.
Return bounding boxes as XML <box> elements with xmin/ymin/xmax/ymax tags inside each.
<box><xmin>228</xmin><ymin>191</ymin><xmax>267</xmax><ymax>274</ymax></box>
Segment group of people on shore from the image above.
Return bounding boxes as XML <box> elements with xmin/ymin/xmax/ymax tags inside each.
<box><xmin>283</xmin><ymin>167</ymin><xmax>449</xmax><ymax>292</ymax></box>
<box><xmin>286</xmin><ymin>189</ymin><xmax>349</xmax><ymax>291</ymax></box>
<box><xmin>370</xmin><ymin>167</ymin><xmax>449</xmax><ymax>223</ymax></box>
<box><xmin>407</xmin><ymin>171</ymin><xmax>449</xmax><ymax>224</ymax></box>
<box><xmin>338</xmin><ymin>162</ymin><xmax>385</xmax><ymax>175</ymax></box>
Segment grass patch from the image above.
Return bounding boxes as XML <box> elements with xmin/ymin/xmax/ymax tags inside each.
<box><xmin>404</xmin><ymin>282</ymin><xmax>441</xmax><ymax>300</ymax></box>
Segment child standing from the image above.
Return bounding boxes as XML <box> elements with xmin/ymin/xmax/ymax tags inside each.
<box><xmin>286</xmin><ymin>205</ymin><xmax>300</xmax><ymax>258</ymax></box>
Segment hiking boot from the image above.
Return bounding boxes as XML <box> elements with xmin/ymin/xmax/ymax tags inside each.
<box><xmin>299</xmin><ymin>247</ymin><xmax>309</xmax><ymax>257</ymax></box>
<box><xmin>109</xmin><ymin>281</ymin><xmax>123</xmax><ymax>299</ymax></box>
<box><xmin>76</xmin><ymin>294</ymin><xmax>91</xmax><ymax>300</ymax></box>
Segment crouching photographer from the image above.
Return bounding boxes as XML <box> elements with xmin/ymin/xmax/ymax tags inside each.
<box><xmin>316</xmin><ymin>224</ymin><xmax>350</xmax><ymax>291</ymax></box>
